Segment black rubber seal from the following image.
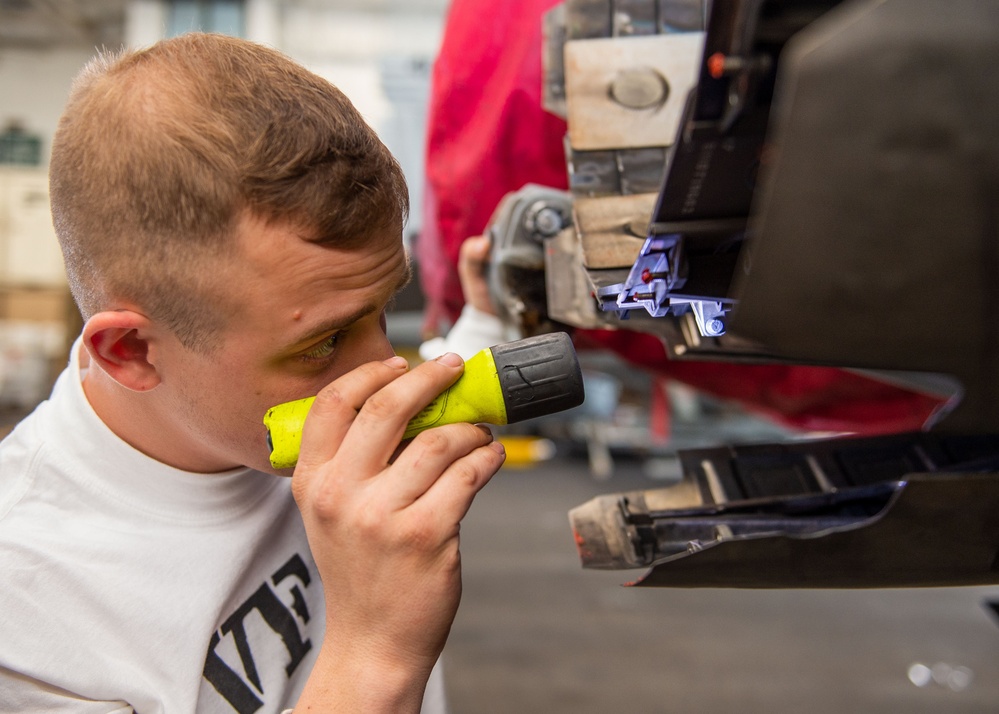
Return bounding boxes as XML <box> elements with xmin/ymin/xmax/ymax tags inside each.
<box><xmin>490</xmin><ymin>332</ymin><xmax>585</xmax><ymax>424</ymax></box>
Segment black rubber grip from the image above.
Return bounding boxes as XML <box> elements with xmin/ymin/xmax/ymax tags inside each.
<box><xmin>490</xmin><ymin>332</ymin><xmax>585</xmax><ymax>424</ymax></box>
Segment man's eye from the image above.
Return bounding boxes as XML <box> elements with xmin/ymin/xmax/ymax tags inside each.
<box><xmin>301</xmin><ymin>332</ymin><xmax>341</xmax><ymax>363</ymax></box>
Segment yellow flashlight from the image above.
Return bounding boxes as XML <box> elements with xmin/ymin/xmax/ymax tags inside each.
<box><xmin>263</xmin><ymin>332</ymin><xmax>585</xmax><ymax>469</ymax></box>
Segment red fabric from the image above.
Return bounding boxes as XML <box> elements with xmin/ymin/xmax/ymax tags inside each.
<box><xmin>420</xmin><ymin>0</ymin><xmax>569</xmax><ymax>332</ymax></box>
<box><xmin>418</xmin><ymin>0</ymin><xmax>944</xmax><ymax>434</ymax></box>
<box><xmin>572</xmin><ymin>331</ymin><xmax>944</xmax><ymax>435</ymax></box>
<box><xmin>649</xmin><ymin>377</ymin><xmax>671</xmax><ymax>444</ymax></box>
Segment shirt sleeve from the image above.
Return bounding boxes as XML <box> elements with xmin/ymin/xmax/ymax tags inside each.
<box><xmin>418</xmin><ymin>304</ymin><xmax>514</xmax><ymax>361</ymax></box>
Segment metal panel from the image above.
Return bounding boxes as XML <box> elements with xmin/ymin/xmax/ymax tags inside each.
<box><xmin>564</xmin><ymin>32</ymin><xmax>704</xmax><ymax>150</ymax></box>
<box><xmin>730</xmin><ymin>0</ymin><xmax>999</xmax><ymax>432</ymax></box>
<box><xmin>575</xmin><ymin>193</ymin><xmax>655</xmax><ymax>269</ymax></box>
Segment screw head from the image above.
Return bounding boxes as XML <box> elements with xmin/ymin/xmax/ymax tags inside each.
<box><xmin>705</xmin><ymin>319</ymin><xmax>725</xmax><ymax>336</ymax></box>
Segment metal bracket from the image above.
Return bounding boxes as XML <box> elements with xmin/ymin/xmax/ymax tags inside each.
<box><xmin>569</xmin><ymin>432</ymin><xmax>999</xmax><ymax>587</ymax></box>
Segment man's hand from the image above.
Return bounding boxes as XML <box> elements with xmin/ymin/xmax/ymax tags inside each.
<box><xmin>290</xmin><ymin>352</ymin><xmax>505</xmax><ymax>713</ymax></box>
<box><xmin>457</xmin><ymin>235</ymin><xmax>495</xmax><ymax>316</ymax></box>
<box><xmin>418</xmin><ymin>235</ymin><xmax>506</xmax><ymax>362</ymax></box>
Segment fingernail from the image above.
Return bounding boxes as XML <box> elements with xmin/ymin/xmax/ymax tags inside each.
<box><xmin>436</xmin><ymin>352</ymin><xmax>463</xmax><ymax>367</ymax></box>
<box><xmin>383</xmin><ymin>356</ymin><xmax>408</xmax><ymax>369</ymax></box>
<box><xmin>489</xmin><ymin>441</ymin><xmax>506</xmax><ymax>456</ymax></box>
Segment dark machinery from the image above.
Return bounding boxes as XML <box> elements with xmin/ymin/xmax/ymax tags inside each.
<box><xmin>488</xmin><ymin>0</ymin><xmax>999</xmax><ymax>587</ymax></box>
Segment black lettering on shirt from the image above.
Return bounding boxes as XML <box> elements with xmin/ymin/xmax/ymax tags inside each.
<box><xmin>203</xmin><ymin>553</ymin><xmax>315</xmax><ymax>713</ymax></box>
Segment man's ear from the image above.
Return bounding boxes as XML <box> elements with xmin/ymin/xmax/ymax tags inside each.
<box><xmin>82</xmin><ymin>310</ymin><xmax>163</xmax><ymax>392</ymax></box>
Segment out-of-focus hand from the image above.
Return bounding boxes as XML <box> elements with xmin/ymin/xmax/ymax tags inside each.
<box><xmin>457</xmin><ymin>235</ymin><xmax>495</xmax><ymax>315</ymax></box>
<box><xmin>290</xmin><ymin>353</ymin><xmax>505</xmax><ymax>713</ymax></box>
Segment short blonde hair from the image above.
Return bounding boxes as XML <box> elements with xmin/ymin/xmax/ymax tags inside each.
<box><xmin>50</xmin><ymin>33</ymin><xmax>408</xmax><ymax>352</ymax></box>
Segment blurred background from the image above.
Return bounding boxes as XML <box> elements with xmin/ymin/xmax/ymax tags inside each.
<box><xmin>1</xmin><ymin>2</ymin><xmax>997</xmax><ymax>712</ymax></box>
<box><xmin>0</xmin><ymin>0</ymin><xmax>446</xmax><ymax>419</ymax></box>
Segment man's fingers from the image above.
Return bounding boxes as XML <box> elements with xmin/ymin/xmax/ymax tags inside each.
<box><xmin>417</xmin><ymin>439</ymin><xmax>506</xmax><ymax>522</ymax></box>
<box><xmin>385</xmin><ymin>422</ymin><xmax>496</xmax><ymax>505</ymax></box>
<box><xmin>337</xmin><ymin>354</ymin><xmax>465</xmax><ymax>476</ymax></box>
<box><xmin>457</xmin><ymin>235</ymin><xmax>494</xmax><ymax>313</ymax></box>
<box><xmin>294</xmin><ymin>356</ymin><xmax>408</xmax><ymax>475</ymax></box>
<box><xmin>458</xmin><ymin>234</ymin><xmax>491</xmax><ymax>265</ymax></box>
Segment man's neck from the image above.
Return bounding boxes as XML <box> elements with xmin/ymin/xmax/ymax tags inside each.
<box><xmin>81</xmin><ymin>354</ymin><xmax>234</xmax><ymax>474</ymax></box>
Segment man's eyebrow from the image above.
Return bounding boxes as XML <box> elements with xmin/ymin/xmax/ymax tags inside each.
<box><xmin>289</xmin><ymin>256</ymin><xmax>413</xmax><ymax>350</ymax></box>
<box><xmin>292</xmin><ymin>306</ymin><xmax>377</xmax><ymax>349</ymax></box>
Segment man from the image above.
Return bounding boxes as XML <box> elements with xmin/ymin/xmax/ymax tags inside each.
<box><xmin>0</xmin><ymin>33</ymin><xmax>505</xmax><ymax>712</ymax></box>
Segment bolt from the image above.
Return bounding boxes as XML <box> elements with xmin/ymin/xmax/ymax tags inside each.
<box><xmin>641</xmin><ymin>268</ymin><xmax>671</xmax><ymax>284</ymax></box>
<box><xmin>705</xmin><ymin>319</ymin><xmax>725</xmax><ymax>336</ymax></box>
<box><xmin>707</xmin><ymin>52</ymin><xmax>745</xmax><ymax>79</ymax></box>
<box><xmin>532</xmin><ymin>206</ymin><xmax>563</xmax><ymax>237</ymax></box>
<box><xmin>610</xmin><ymin>68</ymin><xmax>668</xmax><ymax>110</ymax></box>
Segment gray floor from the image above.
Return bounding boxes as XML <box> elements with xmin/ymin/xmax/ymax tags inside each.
<box><xmin>443</xmin><ymin>455</ymin><xmax>999</xmax><ymax>713</ymax></box>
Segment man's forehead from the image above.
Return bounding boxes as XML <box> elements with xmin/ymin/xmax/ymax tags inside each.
<box><xmin>236</xmin><ymin>212</ymin><xmax>403</xmax><ymax>277</ymax></box>
<box><xmin>223</xmin><ymin>211</ymin><xmax>406</xmax><ymax>322</ymax></box>
<box><xmin>387</xmin><ymin>248</ymin><xmax>414</xmax><ymax>292</ymax></box>
<box><xmin>268</xmin><ymin>247</ymin><xmax>408</xmax><ymax>352</ymax></box>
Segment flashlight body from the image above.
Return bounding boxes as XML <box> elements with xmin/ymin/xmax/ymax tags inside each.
<box><xmin>264</xmin><ymin>332</ymin><xmax>584</xmax><ymax>469</ymax></box>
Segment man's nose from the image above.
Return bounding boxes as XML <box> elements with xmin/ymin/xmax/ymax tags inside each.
<box><xmin>365</xmin><ymin>323</ymin><xmax>397</xmax><ymax>363</ymax></box>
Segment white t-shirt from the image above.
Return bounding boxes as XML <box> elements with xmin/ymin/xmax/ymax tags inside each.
<box><xmin>0</xmin><ymin>341</ymin><xmax>447</xmax><ymax>713</ymax></box>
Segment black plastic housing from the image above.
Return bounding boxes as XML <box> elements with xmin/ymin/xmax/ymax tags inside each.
<box><xmin>490</xmin><ymin>332</ymin><xmax>585</xmax><ymax>424</ymax></box>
